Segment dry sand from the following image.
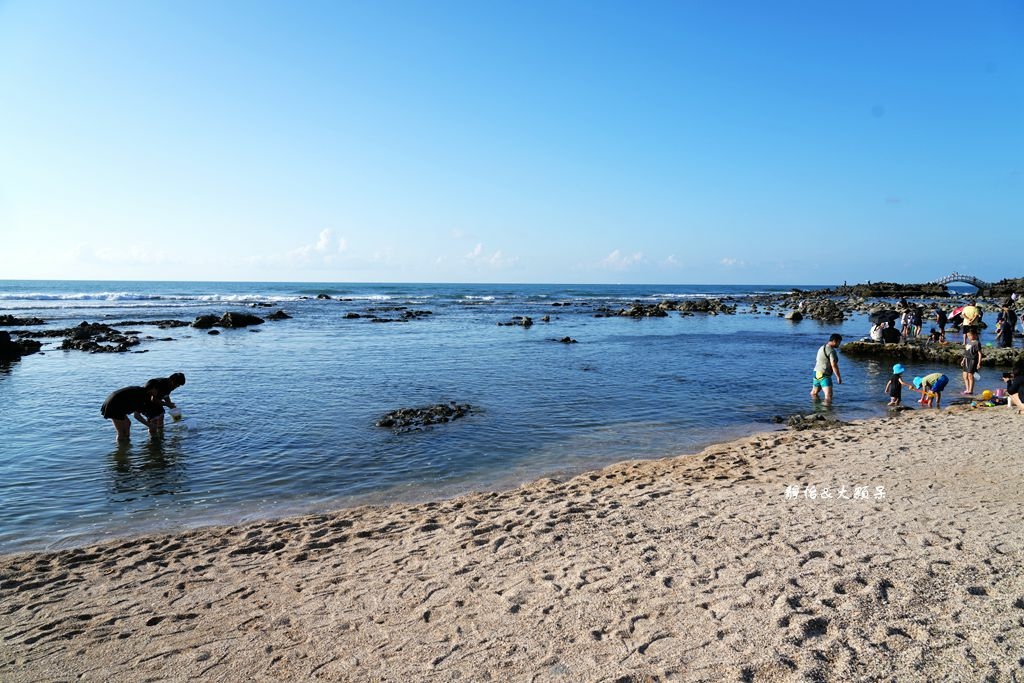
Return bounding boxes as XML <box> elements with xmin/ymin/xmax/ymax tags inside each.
<box><xmin>2</xmin><ymin>407</ymin><xmax>1023</xmax><ymax>682</ymax></box>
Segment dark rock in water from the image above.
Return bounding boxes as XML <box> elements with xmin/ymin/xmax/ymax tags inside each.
<box><xmin>376</xmin><ymin>402</ymin><xmax>475</xmax><ymax>432</ymax></box>
<box><xmin>498</xmin><ymin>316</ymin><xmax>533</xmax><ymax>328</ymax></box>
<box><xmin>193</xmin><ymin>315</ymin><xmax>218</xmax><ymax>329</ymax></box>
<box><xmin>0</xmin><ymin>315</ymin><xmax>45</xmax><ymax>326</ymax></box>
<box><xmin>58</xmin><ymin>322</ymin><xmax>139</xmax><ymax>353</ymax></box>
<box><xmin>786</xmin><ymin>413</ymin><xmax>849</xmax><ymax>431</ymax></box>
<box><xmin>193</xmin><ymin>312</ymin><xmax>267</xmax><ymax>329</ymax></box>
<box><xmin>541</xmin><ymin>315</ymin><xmax>551</xmax><ymax>322</ymax></box>
<box><xmin>605</xmin><ymin>299</ymin><xmax>737</xmax><ymax>318</ymax></box>
<box><xmin>114</xmin><ymin>319</ymin><xmax>191</xmax><ymax>329</ymax></box>
<box><xmin>250</xmin><ymin>302</ymin><xmax>273</xmax><ymax>308</ymax></box>
<box><xmin>554</xmin><ymin>337</ymin><xmax>578</xmax><ymax>344</ymax></box>
<box><xmin>784</xmin><ymin>310</ymin><xmax>803</xmax><ymax>321</ymax></box>
<box><xmin>267</xmin><ymin>310</ymin><xmax>292</xmax><ymax>320</ymax></box>
<box><xmin>841</xmin><ymin>339</ymin><xmax>1022</xmax><ymax>368</ymax></box>
<box><xmin>344</xmin><ymin>312</ymin><xmax>362</xmax><ymax>319</ymax></box>
<box><xmin>402</xmin><ymin>310</ymin><xmax>433</xmax><ymax>320</ymax></box>
<box><xmin>316</xmin><ymin>293</ymin><xmax>333</xmax><ymax>300</ymax></box>
<box><xmin>0</xmin><ymin>331</ymin><xmax>41</xmax><ymax>363</ymax></box>
<box><xmin>208</xmin><ymin>329</ymin><xmax>220</xmax><ymax>335</ymax></box>
<box><xmin>220</xmin><ymin>312</ymin><xmax>264</xmax><ymax>328</ymax></box>
<box><xmin>770</xmin><ymin>415</ymin><xmax>786</xmax><ymax>424</ymax></box>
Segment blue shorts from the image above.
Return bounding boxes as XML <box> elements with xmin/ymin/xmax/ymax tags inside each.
<box><xmin>931</xmin><ymin>375</ymin><xmax>949</xmax><ymax>393</ymax></box>
<box><xmin>812</xmin><ymin>373</ymin><xmax>833</xmax><ymax>389</ymax></box>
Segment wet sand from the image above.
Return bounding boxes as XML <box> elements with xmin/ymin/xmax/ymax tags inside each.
<box><xmin>2</xmin><ymin>407</ymin><xmax>1022</xmax><ymax>681</ymax></box>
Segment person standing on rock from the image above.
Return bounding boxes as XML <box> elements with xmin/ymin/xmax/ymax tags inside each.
<box><xmin>995</xmin><ymin>304</ymin><xmax>1017</xmax><ymax>348</ymax></box>
<box><xmin>810</xmin><ymin>334</ymin><xmax>843</xmax><ymax>405</ymax></box>
<box><xmin>934</xmin><ymin>307</ymin><xmax>948</xmax><ymax>342</ymax></box>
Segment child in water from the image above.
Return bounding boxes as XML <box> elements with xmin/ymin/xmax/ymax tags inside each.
<box><xmin>884</xmin><ymin>363</ymin><xmax>911</xmax><ymax>406</ymax></box>
<box><xmin>913</xmin><ymin>373</ymin><xmax>950</xmax><ymax>409</ymax></box>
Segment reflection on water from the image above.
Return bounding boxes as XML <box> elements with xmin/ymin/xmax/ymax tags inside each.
<box><xmin>107</xmin><ymin>431</ymin><xmax>188</xmax><ymax>502</ymax></box>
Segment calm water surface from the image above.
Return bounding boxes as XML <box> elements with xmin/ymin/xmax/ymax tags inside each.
<box><xmin>1</xmin><ymin>281</ymin><xmax>905</xmax><ymax>552</ymax></box>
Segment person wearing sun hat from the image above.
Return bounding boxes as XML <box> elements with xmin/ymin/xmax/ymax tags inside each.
<box><xmin>884</xmin><ymin>363</ymin><xmax>911</xmax><ymax>407</ymax></box>
<box><xmin>913</xmin><ymin>372</ymin><xmax>949</xmax><ymax>409</ymax></box>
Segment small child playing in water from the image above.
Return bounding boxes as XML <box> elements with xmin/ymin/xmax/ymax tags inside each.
<box><xmin>884</xmin><ymin>363</ymin><xmax>911</xmax><ymax>406</ymax></box>
<box><xmin>913</xmin><ymin>373</ymin><xmax>950</xmax><ymax>409</ymax></box>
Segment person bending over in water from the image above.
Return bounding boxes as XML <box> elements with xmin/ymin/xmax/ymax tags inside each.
<box><xmin>100</xmin><ymin>385</ymin><xmax>164</xmax><ymax>441</ymax></box>
<box><xmin>146</xmin><ymin>372</ymin><xmax>185</xmax><ymax>408</ymax></box>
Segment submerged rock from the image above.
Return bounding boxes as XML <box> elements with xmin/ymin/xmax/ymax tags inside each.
<box><xmin>376</xmin><ymin>402</ymin><xmax>475</xmax><ymax>432</ymax></box>
<box><xmin>266</xmin><ymin>310</ymin><xmax>292</xmax><ymax>320</ymax></box>
<box><xmin>554</xmin><ymin>337</ymin><xmax>578</xmax><ymax>344</ymax></box>
<box><xmin>498</xmin><ymin>316</ymin><xmax>533</xmax><ymax>328</ymax></box>
<box><xmin>785</xmin><ymin>413</ymin><xmax>849</xmax><ymax>431</ymax></box>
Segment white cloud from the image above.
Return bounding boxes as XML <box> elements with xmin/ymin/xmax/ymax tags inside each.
<box><xmin>464</xmin><ymin>243</ymin><xmax>517</xmax><ymax>269</ymax></box>
<box><xmin>285</xmin><ymin>229</ymin><xmax>347</xmax><ymax>265</ymax></box>
<box><xmin>720</xmin><ymin>257</ymin><xmax>746</xmax><ymax>267</ymax></box>
<box><xmin>601</xmin><ymin>249</ymin><xmax>645</xmax><ymax>270</ymax></box>
<box><xmin>662</xmin><ymin>254</ymin><xmax>679</xmax><ymax>267</ymax></box>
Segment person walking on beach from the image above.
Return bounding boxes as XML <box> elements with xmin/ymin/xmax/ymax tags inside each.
<box><xmin>810</xmin><ymin>333</ymin><xmax>843</xmax><ymax>405</ymax></box>
<box><xmin>100</xmin><ymin>385</ymin><xmax>165</xmax><ymax>441</ymax></box>
<box><xmin>961</xmin><ymin>331</ymin><xmax>982</xmax><ymax>395</ymax></box>
<box><xmin>144</xmin><ymin>372</ymin><xmax>186</xmax><ymax>430</ymax></box>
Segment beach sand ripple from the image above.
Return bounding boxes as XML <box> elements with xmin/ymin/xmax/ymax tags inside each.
<box><xmin>2</xmin><ymin>408</ymin><xmax>1023</xmax><ymax>681</ymax></box>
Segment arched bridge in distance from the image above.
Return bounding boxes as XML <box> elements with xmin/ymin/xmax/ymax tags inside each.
<box><xmin>932</xmin><ymin>272</ymin><xmax>992</xmax><ymax>290</ymax></box>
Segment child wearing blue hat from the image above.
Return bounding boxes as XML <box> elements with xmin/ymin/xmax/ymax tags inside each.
<box><xmin>884</xmin><ymin>363</ymin><xmax>911</xmax><ymax>406</ymax></box>
<box><xmin>913</xmin><ymin>372</ymin><xmax>949</xmax><ymax>409</ymax></box>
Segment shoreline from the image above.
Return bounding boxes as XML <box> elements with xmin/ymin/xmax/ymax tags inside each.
<box><xmin>2</xmin><ymin>407</ymin><xmax>1022</xmax><ymax>680</ymax></box>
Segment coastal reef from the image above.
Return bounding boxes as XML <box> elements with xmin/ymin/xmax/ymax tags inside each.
<box><xmin>841</xmin><ymin>340</ymin><xmax>1024</xmax><ymax>368</ymax></box>
<box><xmin>0</xmin><ymin>331</ymin><xmax>41</xmax><ymax>363</ymax></box>
<box><xmin>376</xmin><ymin>402</ymin><xmax>475</xmax><ymax>432</ymax></box>
<box><xmin>595</xmin><ymin>299</ymin><xmax>737</xmax><ymax>318</ymax></box>
<box><xmin>0</xmin><ymin>315</ymin><xmax>46</xmax><ymax>326</ymax></box>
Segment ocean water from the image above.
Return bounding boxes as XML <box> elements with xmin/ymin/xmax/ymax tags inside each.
<box><xmin>1</xmin><ymin>280</ymin><xmax>907</xmax><ymax>553</ymax></box>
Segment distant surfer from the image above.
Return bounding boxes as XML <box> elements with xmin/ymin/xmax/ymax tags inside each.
<box><xmin>100</xmin><ymin>385</ymin><xmax>165</xmax><ymax>441</ymax></box>
<box><xmin>810</xmin><ymin>334</ymin><xmax>843</xmax><ymax>405</ymax></box>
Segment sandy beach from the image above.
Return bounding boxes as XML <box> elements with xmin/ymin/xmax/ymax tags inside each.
<box><xmin>2</xmin><ymin>407</ymin><xmax>1022</xmax><ymax>682</ymax></box>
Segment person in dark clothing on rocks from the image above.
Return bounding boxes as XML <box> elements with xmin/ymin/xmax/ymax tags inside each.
<box><xmin>996</xmin><ymin>305</ymin><xmax>1018</xmax><ymax>348</ymax></box>
<box><xmin>934</xmin><ymin>307</ymin><xmax>948</xmax><ymax>342</ymax></box>
<box><xmin>100</xmin><ymin>385</ymin><xmax>165</xmax><ymax>441</ymax></box>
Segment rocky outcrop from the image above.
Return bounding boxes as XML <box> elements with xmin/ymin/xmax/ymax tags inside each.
<box><xmin>375</xmin><ymin>402</ymin><xmax>474</xmax><ymax>432</ymax></box>
<box><xmin>113</xmin><ymin>319</ymin><xmax>192</xmax><ymax>329</ymax></box>
<box><xmin>987</xmin><ymin>277</ymin><xmax>1024</xmax><ymax>297</ymax></box>
<box><xmin>316</xmin><ymin>293</ymin><xmax>333</xmax><ymax>300</ymax></box>
<box><xmin>596</xmin><ymin>299</ymin><xmax>737</xmax><ymax>318</ymax></box>
<box><xmin>193</xmin><ymin>313</ymin><xmax>265</xmax><ymax>329</ymax></box>
<box><xmin>57</xmin><ymin>322</ymin><xmax>140</xmax><ymax>353</ymax></box>
<box><xmin>498</xmin><ymin>316</ymin><xmax>534</xmax><ymax>327</ymax></box>
<box><xmin>0</xmin><ymin>315</ymin><xmax>45</xmax><ymax>326</ymax></box>
<box><xmin>841</xmin><ymin>340</ymin><xmax>1023</xmax><ymax>368</ymax></box>
<box><xmin>554</xmin><ymin>337</ymin><xmax>578</xmax><ymax>344</ymax></box>
<box><xmin>0</xmin><ymin>331</ymin><xmax>41</xmax><ymax>363</ymax></box>
<box><xmin>266</xmin><ymin>310</ymin><xmax>292</xmax><ymax>320</ymax></box>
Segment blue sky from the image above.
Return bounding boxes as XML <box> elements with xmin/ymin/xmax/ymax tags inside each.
<box><xmin>1</xmin><ymin>1</ymin><xmax>1021</xmax><ymax>284</ymax></box>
